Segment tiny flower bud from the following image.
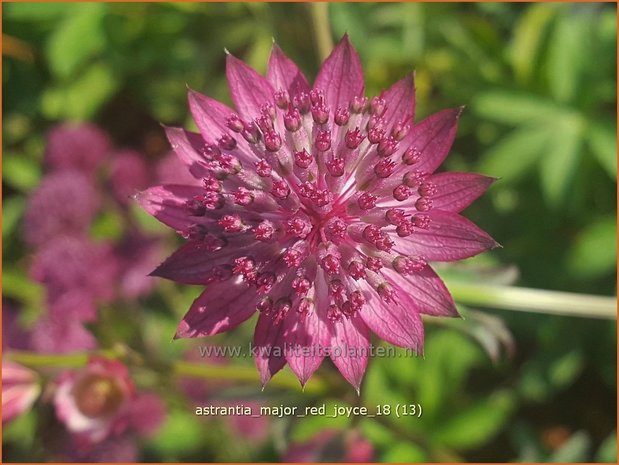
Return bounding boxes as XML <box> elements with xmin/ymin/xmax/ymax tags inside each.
<box><xmin>294</xmin><ymin>149</ymin><xmax>313</xmax><ymax>169</ymax></box>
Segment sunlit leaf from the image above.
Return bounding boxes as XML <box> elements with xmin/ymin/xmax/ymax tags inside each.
<box><xmin>41</xmin><ymin>63</ymin><xmax>119</xmax><ymax>120</ymax></box>
<box><xmin>479</xmin><ymin>126</ymin><xmax>553</xmax><ymax>182</ymax></box>
<box><xmin>147</xmin><ymin>410</ymin><xmax>206</xmax><ymax>457</ymax></box>
<box><xmin>587</xmin><ymin>119</ymin><xmax>617</xmax><ymax>179</ymax></box>
<box><xmin>539</xmin><ymin>114</ymin><xmax>584</xmax><ymax>207</ymax></box>
<box><xmin>2</xmin><ymin>153</ymin><xmax>41</xmax><ymax>192</ymax></box>
<box><xmin>417</xmin><ymin>331</ymin><xmax>483</xmax><ymax>414</ymax></box>
<box><xmin>291</xmin><ymin>400</ymin><xmax>351</xmax><ymax>442</ymax></box>
<box><xmin>596</xmin><ymin>431</ymin><xmax>617</xmax><ymax>463</ymax></box>
<box><xmin>510</xmin><ymin>3</ymin><xmax>557</xmax><ymax>84</ymax></box>
<box><xmin>567</xmin><ymin>216</ymin><xmax>617</xmax><ymax>278</ymax></box>
<box><xmin>4</xmin><ymin>2</ymin><xmax>69</xmax><ymax>20</ymax></box>
<box><xmin>2</xmin><ymin>196</ymin><xmax>26</xmax><ymax>240</ymax></box>
<box><xmin>474</xmin><ymin>91</ymin><xmax>564</xmax><ymax>126</ymax></box>
<box><xmin>430</xmin><ymin>390</ymin><xmax>515</xmax><ymax>449</ymax></box>
<box><xmin>547</xmin><ymin>9</ymin><xmax>589</xmax><ymax>103</ymax></box>
<box><xmin>381</xmin><ymin>442</ymin><xmax>427</xmax><ymax>462</ymax></box>
<box><xmin>45</xmin><ymin>3</ymin><xmax>107</xmax><ymax>79</ymax></box>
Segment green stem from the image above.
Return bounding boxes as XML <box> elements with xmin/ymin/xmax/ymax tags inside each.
<box><xmin>309</xmin><ymin>3</ymin><xmax>333</xmax><ymax>62</ymax></box>
<box><xmin>7</xmin><ymin>350</ymin><xmax>117</xmax><ymax>369</ymax></box>
<box><xmin>445</xmin><ymin>281</ymin><xmax>616</xmax><ymax>320</ymax></box>
<box><xmin>6</xmin><ymin>350</ymin><xmax>328</xmax><ymax>395</ymax></box>
<box><xmin>175</xmin><ymin>361</ymin><xmax>327</xmax><ymax>394</ymax></box>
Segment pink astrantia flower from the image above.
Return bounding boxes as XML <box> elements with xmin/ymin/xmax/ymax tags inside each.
<box><xmin>45</xmin><ymin>123</ymin><xmax>111</xmax><ymax>176</ymax></box>
<box><xmin>2</xmin><ymin>360</ymin><xmax>40</xmax><ymax>423</ymax></box>
<box><xmin>53</xmin><ymin>357</ymin><xmax>165</xmax><ymax>447</ymax></box>
<box><xmin>139</xmin><ymin>35</ymin><xmax>498</xmax><ymax>390</ymax></box>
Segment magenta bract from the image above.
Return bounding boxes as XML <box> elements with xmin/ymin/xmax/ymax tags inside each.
<box><xmin>139</xmin><ymin>35</ymin><xmax>498</xmax><ymax>390</ymax></box>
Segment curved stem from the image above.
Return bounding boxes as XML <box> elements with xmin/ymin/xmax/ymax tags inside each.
<box><xmin>309</xmin><ymin>3</ymin><xmax>333</xmax><ymax>62</ymax></box>
<box><xmin>6</xmin><ymin>350</ymin><xmax>329</xmax><ymax>395</ymax></box>
<box><xmin>445</xmin><ymin>281</ymin><xmax>617</xmax><ymax>320</ymax></box>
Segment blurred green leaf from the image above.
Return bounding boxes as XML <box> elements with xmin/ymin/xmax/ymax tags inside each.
<box><xmin>90</xmin><ymin>209</ymin><xmax>124</xmax><ymax>241</ymax></box>
<box><xmin>539</xmin><ymin>114</ymin><xmax>584</xmax><ymax>207</ymax></box>
<box><xmin>359</xmin><ymin>419</ymin><xmax>396</xmax><ymax>448</ymax></box>
<box><xmin>587</xmin><ymin>120</ymin><xmax>617</xmax><ymax>179</ymax></box>
<box><xmin>548</xmin><ymin>431</ymin><xmax>591</xmax><ymax>462</ymax></box>
<box><xmin>41</xmin><ymin>63</ymin><xmax>119</xmax><ymax>120</ymax></box>
<box><xmin>45</xmin><ymin>3</ymin><xmax>107</xmax><ymax>79</ymax></box>
<box><xmin>431</xmin><ymin>391</ymin><xmax>514</xmax><ymax>449</ymax></box>
<box><xmin>4</xmin><ymin>3</ymin><xmax>69</xmax><ymax>20</ymax></box>
<box><xmin>548</xmin><ymin>350</ymin><xmax>584</xmax><ymax>387</ymax></box>
<box><xmin>2</xmin><ymin>410</ymin><xmax>38</xmax><ymax>449</ymax></box>
<box><xmin>518</xmin><ymin>349</ymin><xmax>585</xmax><ymax>402</ymax></box>
<box><xmin>2</xmin><ymin>153</ymin><xmax>42</xmax><ymax>192</ymax></box>
<box><xmin>547</xmin><ymin>10</ymin><xmax>589</xmax><ymax>103</ymax></box>
<box><xmin>479</xmin><ymin>125</ymin><xmax>553</xmax><ymax>181</ymax></box>
<box><xmin>596</xmin><ymin>431</ymin><xmax>617</xmax><ymax>463</ymax></box>
<box><xmin>2</xmin><ymin>196</ymin><xmax>26</xmax><ymax>241</ymax></box>
<box><xmin>2</xmin><ymin>269</ymin><xmax>44</xmax><ymax>312</ymax></box>
<box><xmin>474</xmin><ymin>91</ymin><xmax>563</xmax><ymax>126</ymax></box>
<box><xmin>567</xmin><ymin>216</ymin><xmax>617</xmax><ymax>278</ymax></box>
<box><xmin>417</xmin><ymin>331</ymin><xmax>483</xmax><ymax>414</ymax></box>
<box><xmin>381</xmin><ymin>442</ymin><xmax>427</xmax><ymax>462</ymax></box>
<box><xmin>510</xmin><ymin>3</ymin><xmax>556</xmax><ymax>84</ymax></box>
<box><xmin>148</xmin><ymin>410</ymin><xmax>205</xmax><ymax>456</ymax></box>
<box><xmin>291</xmin><ymin>400</ymin><xmax>351</xmax><ymax>442</ymax></box>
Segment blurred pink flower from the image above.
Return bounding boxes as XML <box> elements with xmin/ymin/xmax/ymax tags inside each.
<box><xmin>2</xmin><ymin>360</ymin><xmax>40</xmax><ymax>423</ymax></box>
<box><xmin>2</xmin><ymin>300</ymin><xmax>31</xmax><ymax>350</ymax></box>
<box><xmin>139</xmin><ymin>35</ymin><xmax>497</xmax><ymax>390</ymax></box>
<box><xmin>283</xmin><ymin>429</ymin><xmax>373</xmax><ymax>462</ymax></box>
<box><xmin>45</xmin><ymin>123</ymin><xmax>111</xmax><ymax>176</ymax></box>
<box><xmin>23</xmin><ymin>170</ymin><xmax>100</xmax><ymax>247</ymax></box>
<box><xmin>30</xmin><ymin>316</ymin><xmax>97</xmax><ymax>354</ymax></box>
<box><xmin>108</xmin><ymin>149</ymin><xmax>151</xmax><ymax>206</ymax></box>
<box><xmin>53</xmin><ymin>357</ymin><xmax>165</xmax><ymax>447</ymax></box>
<box><xmin>30</xmin><ymin>236</ymin><xmax>119</xmax><ymax>312</ymax></box>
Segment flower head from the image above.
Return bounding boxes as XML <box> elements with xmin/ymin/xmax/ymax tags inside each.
<box><xmin>45</xmin><ymin>123</ymin><xmax>111</xmax><ymax>176</ymax></box>
<box><xmin>53</xmin><ymin>357</ymin><xmax>165</xmax><ymax>446</ymax></box>
<box><xmin>45</xmin><ymin>124</ymin><xmax>111</xmax><ymax>176</ymax></box>
<box><xmin>140</xmin><ymin>35</ymin><xmax>498</xmax><ymax>390</ymax></box>
<box><xmin>23</xmin><ymin>170</ymin><xmax>100</xmax><ymax>247</ymax></box>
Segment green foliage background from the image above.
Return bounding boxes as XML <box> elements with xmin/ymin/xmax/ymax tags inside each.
<box><xmin>3</xmin><ymin>2</ymin><xmax>617</xmax><ymax>463</ymax></box>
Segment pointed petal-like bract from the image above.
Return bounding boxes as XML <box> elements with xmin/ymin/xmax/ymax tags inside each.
<box><xmin>329</xmin><ymin>313</ymin><xmax>370</xmax><ymax>392</ymax></box>
<box><xmin>380</xmin><ymin>73</ymin><xmax>415</xmax><ymax>129</ymax></box>
<box><xmin>226</xmin><ymin>54</ymin><xmax>275</xmax><ymax>121</ymax></box>
<box><xmin>409</xmin><ymin>107</ymin><xmax>462</xmax><ymax>174</ymax></box>
<box><xmin>284</xmin><ymin>306</ymin><xmax>330</xmax><ymax>387</ymax></box>
<box><xmin>187</xmin><ymin>89</ymin><xmax>234</xmax><ymax>144</ymax></box>
<box><xmin>151</xmin><ymin>241</ymin><xmax>215</xmax><ymax>284</ymax></box>
<box><xmin>382</xmin><ymin>267</ymin><xmax>458</xmax><ymax>318</ymax></box>
<box><xmin>394</xmin><ymin>210</ymin><xmax>499</xmax><ymax>261</ymax></box>
<box><xmin>314</xmin><ymin>34</ymin><xmax>364</xmax><ymax>109</ymax></box>
<box><xmin>175</xmin><ymin>279</ymin><xmax>258</xmax><ymax>338</ymax></box>
<box><xmin>429</xmin><ymin>172</ymin><xmax>497</xmax><ymax>212</ymax></box>
<box><xmin>267</xmin><ymin>43</ymin><xmax>310</xmax><ymax>97</ymax></box>
<box><xmin>358</xmin><ymin>280</ymin><xmax>425</xmax><ymax>352</ymax></box>
<box><xmin>137</xmin><ymin>184</ymin><xmax>204</xmax><ymax>233</ymax></box>
<box><xmin>150</xmin><ymin>240</ymin><xmax>240</xmax><ymax>285</ymax></box>
<box><xmin>187</xmin><ymin>90</ymin><xmax>256</xmax><ymax>164</ymax></box>
<box><xmin>254</xmin><ymin>312</ymin><xmax>287</xmax><ymax>386</ymax></box>
<box><xmin>163</xmin><ymin>126</ymin><xmax>209</xmax><ymax>180</ymax></box>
